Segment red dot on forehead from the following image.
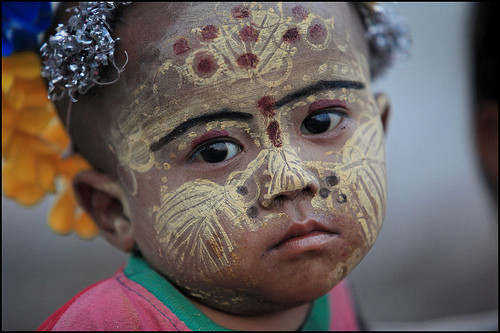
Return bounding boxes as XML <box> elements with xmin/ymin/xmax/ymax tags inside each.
<box><xmin>201</xmin><ymin>25</ymin><xmax>219</xmax><ymax>41</ymax></box>
<box><xmin>292</xmin><ymin>5</ymin><xmax>308</xmax><ymax>21</ymax></box>
<box><xmin>236</xmin><ymin>53</ymin><xmax>259</xmax><ymax>69</ymax></box>
<box><xmin>232</xmin><ymin>5</ymin><xmax>251</xmax><ymax>19</ymax></box>
<box><xmin>194</xmin><ymin>52</ymin><xmax>218</xmax><ymax>77</ymax></box>
<box><xmin>309</xmin><ymin>23</ymin><xmax>326</xmax><ymax>41</ymax></box>
<box><xmin>257</xmin><ymin>96</ymin><xmax>276</xmax><ymax>117</ymax></box>
<box><xmin>173</xmin><ymin>38</ymin><xmax>190</xmax><ymax>55</ymax></box>
<box><xmin>239</xmin><ymin>26</ymin><xmax>259</xmax><ymax>42</ymax></box>
<box><xmin>282</xmin><ymin>27</ymin><xmax>300</xmax><ymax>44</ymax></box>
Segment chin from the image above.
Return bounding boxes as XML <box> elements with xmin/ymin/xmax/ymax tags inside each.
<box><xmin>241</xmin><ymin>265</ymin><xmax>350</xmax><ymax>315</ymax></box>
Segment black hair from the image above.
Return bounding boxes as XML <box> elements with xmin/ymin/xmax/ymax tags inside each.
<box><xmin>472</xmin><ymin>2</ymin><xmax>498</xmax><ymax>104</ymax></box>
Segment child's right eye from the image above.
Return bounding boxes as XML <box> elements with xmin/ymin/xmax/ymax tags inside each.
<box><xmin>192</xmin><ymin>140</ymin><xmax>242</xmax><ymax>163</ymax></box>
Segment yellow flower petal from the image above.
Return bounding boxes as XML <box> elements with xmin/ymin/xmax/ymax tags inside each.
<box><xmin>7</xmin><ymin>140</ymin><xmax>37</xmax><ymax>184</ymax></box>
<box><xmin>74</xmin><ymin>212</ymin><xmax>99</xmax><ymax>239</ymax></box>
<box><xmin>21</xmin><ymin>78</ymin><xmax>52</xmax><ymax>108</ymax></box>
<box><xmin>57</xmin><ymin>154</ymin><xmax>91</xmax><ymax>179</ymax></box>
<box><xmin>37</xmin><ymin>156</ymin><xmax>57</xmax><ymax>193</ymax></box>
<box><xmin>3</xmin><ymin>80</ymin><xmax>25</xmax><ymax>111</ymax></box>
<box><xmin>17</xmin><ymin>104</ymin><xmax>55</xmax><ymax>136</ymax></box>
<box><xmin>2</xmin><ymin>166</ymin><xmax>46</xmax><ymax>206</ymax></box>
<box><xmin>2</xmin><ymin>52</ymin><xmax>42</xmax><ymax>80</ymax></box>
<box><xmin>2</xmin><ymin>72</ymin><xmax>14</xmax><ymax>93</ymax></box>
<box><xmin>48</xmin><ymin>186</ymin><xmax>77</xmax><ymax>235</ymax></box>
<box><xmin>5</xmin><ymin>132</ymin><xmax>58</xmax><ymax>159</ymax></box>
<box><xmin>2</xmin><ymin>128</ymin><xmax>13</xmax><ymax>153</ymax></box>
<box><xmin>41</xmin><ymin>118</ymin><xmax>70</xmax><ymax>151</ymax></box>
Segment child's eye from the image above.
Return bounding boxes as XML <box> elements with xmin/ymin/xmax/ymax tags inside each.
<box><xmin>300</xmin><ymin>110</ymin><xmax>344</xmax><ymax>135</ymax></box>
<box><xmin>193</xmin><ymin>140</ymin><xmax>242</xmax><ymax>163</ymax></box>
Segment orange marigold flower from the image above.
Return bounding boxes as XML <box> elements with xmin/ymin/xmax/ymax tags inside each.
<box><xmin>2</xmin><ymin>51</ymin><xmax>97</xmax><ymax>239</ymax></box>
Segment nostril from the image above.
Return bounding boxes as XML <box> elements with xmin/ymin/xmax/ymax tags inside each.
<box><xmin>274</xmin><ymin>195</ymin><xmax>286</xmax><ymax>203</ymax></box>
<box><xmin>302</xmin><ymin>187</ymin><xmax>313</xmax><ymax>195</ymax></box>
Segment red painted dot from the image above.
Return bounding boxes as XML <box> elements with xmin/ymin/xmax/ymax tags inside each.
<box><xmin>239</xmin><ymin>26</ymin><xmax>259</xmax><ymax>42</ymax></box>
<box><xmin>173</xmin><ymin>38</ymin><xmax>190</xmax><ymax>55</ymax></box>
<box><xmin>292</xmin><ymin>5</ymin><xmax>308</xmax><ymax>21</ymax></box>
<box><xmin>266</xmin><ymin>120</ymin><xmax>282</xmax><ymax>148</ymax></box>
<box><xmin>201</xmin><ymin>25</ymin><xmax>219</xmax><ymax>41</ymax></box>
<box><xmin>232</xmin><ymin>5</ymin><xmax>251</xmax><ymax>19</ymax></box>
<box><xmin>309</xmin><ymin>23</ymin><xmax>326</xmax><ymax>41</ymax></box>
<box><xmin>236</xmin><ymin>53</ymin><xmax>259</xmax><ymax>69</ymax></box>
<box><xmin>282</xmin><ymin>27</ymin><xmax>300</xmax><ymax>44</ymax></box>
<box><xmin>194</xmin><ymin>52</ymin><xmax>218</xmax><ymax>77</ymax></box>
<box><xmin>257</xmin><ymin>95</ymin><xmax>275</xmax><ymax>117</ymax></box>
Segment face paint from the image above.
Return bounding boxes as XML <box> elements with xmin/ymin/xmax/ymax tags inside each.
<box><xmin>104</xmin><ymin>2</ymin><xmax>385</xmax><ymax>313</ymax></box>
<box><xmin>308</xmin><ymin>114</ymin><xmax>387</xmax><ymax>246</ymax></box>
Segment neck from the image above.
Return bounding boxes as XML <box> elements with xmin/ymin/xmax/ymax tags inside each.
<box><xmin>189</xmin><ymin>298</ymin><xmax>311</xmax><ymax>331</ymax></box>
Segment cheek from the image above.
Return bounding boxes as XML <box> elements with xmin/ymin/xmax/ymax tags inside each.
<box><xmin>152</xmin><ymin>176</ymin><xmax>262</xmax><ymax>280</ymax></box>
<box><xmin>310</xmin><ymin>115</ymin><xmax>387</xmax><ymax>247</ymax></box>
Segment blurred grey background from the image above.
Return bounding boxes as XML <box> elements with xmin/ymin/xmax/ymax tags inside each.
<box><xmin>2</xmin><ymin>2</ymin><xmax>498</xmax><ymax>331</ymax></box>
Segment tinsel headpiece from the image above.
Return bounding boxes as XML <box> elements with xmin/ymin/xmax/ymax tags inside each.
<box><xmin>40</xmin><ymin>2</ymin><xmax>129</xmax><ymax>102</ymax></box>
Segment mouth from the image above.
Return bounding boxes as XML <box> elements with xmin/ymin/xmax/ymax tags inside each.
<box><xmin>268</xmin><ymin>219</ymin><xmax>339</xmax><ymax>254</ymax></box>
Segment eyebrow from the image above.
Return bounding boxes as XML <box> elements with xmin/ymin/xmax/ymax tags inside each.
<box><xmin>150</xmin><ymin>80</ymin><xmax>364</xmax><ymax>152</ymax></box>
<box><xmin>274</xmin><ymin>80</ymin><xmax>365</xmax><ymax>108</ymax></box>
<box><xmin>150</xmin><ymin>109</ymin><xmax>252</xmax><ymax>151</ymax></box>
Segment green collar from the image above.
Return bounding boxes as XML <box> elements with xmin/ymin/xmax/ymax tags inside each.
<box><xmin>124</xmin><ymin>255</ymin><xmax>329</xmax><ymax>331</ymax></box>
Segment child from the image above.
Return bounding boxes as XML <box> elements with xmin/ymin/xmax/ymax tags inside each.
<box><xmin>4</xmin><ymin>2</ymin><xmax>410</xmax><ymax>330</ymax></box>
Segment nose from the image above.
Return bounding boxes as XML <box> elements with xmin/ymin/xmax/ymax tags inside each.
<box><xmin>259</xmin><ymin>149</ymin><xmax>319</xmax><ymax>208</ymax></box>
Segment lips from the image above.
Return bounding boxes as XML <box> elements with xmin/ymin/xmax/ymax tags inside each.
<box><xmin>269</xmin><ymin>218</ymin><xmax>339</xmax><ymax>252</ymax></box>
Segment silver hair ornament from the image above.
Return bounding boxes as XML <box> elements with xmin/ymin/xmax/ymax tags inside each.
<box><xmin>356</xmin><ymin>2</ymin><xmax>411</xmax><ymax>79</ymax></box>
<box><xmin>40</xmin><ymin>2</ymin><xmax>130</xmax><ymax>102</ymax></box>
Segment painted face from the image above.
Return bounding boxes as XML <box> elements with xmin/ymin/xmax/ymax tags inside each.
<box><xmin>107</xmin><ymin>2</ymin><xmax>387</xmax><ymax>314</ymax></box>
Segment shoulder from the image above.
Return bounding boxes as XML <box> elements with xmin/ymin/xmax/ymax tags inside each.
<box><xmin>37</xmin><ymin>268</ymin><xmax>190</xmax><ymax>331</ymax></box>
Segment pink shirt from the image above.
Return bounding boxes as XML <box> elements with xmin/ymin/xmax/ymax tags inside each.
<box><xmin>38</xmin><ymin>256</ymin><xmax>360</xmax><ymax>331</ymax></box>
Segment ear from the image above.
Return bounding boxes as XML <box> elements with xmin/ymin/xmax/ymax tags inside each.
<box><xmin>475</xmin><ymin>100</ymin><xmax>499</xmax><ymax>196</ymax></box>
<box><xmin>375</xmin><ymin>93</ymin><xmax>391</xmax><ymax>134</ymax></box>
<box><xmin>73</xmin><ymin>169</ymin><xmax>135</xmax><ymax>252</ymax></box>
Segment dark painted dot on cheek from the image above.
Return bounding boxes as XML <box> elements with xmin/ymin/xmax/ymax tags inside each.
<box><xmin>257</xmin><ymin>95</ymin><xmax>276</xmax><ymax>117</ymax></box>
<box><xmin>266</xmin><ymin>120</ymin><xmax>282</xmax><ymax>148</ymax></box>
<box><xmin>283</xmin><ymin>27</ymin><xmax>300</xmax><ymax>44</ymax></box>
<box><xmin>292</xmin><ymin>5</ymin><xmax>308</xmax><ymax>21</ymax></box>
<box><xmin>336</xmin><ymin>192</ymin><xmax>347</xmax><ymax>203</ymax></box>
<box><xmin>239</xmin><ymin>26</ymin><xmax>259</xmax><ymax>42</ymax></box>
<box><xmin>236</xmin><ymin>53</ymin><xmax>259</xmax><ymax>69</ymax></box>
<box><xmin>201</xmin><ymin>25</ymin><xmax>219</xmax><ymax>41</ymax></box>
<box><xmin>326</xmin><ymin>175</ymin><xmax>339</xmax><ymax>187</ymax></box>
<box><xmin>319</xmin><ymin>188</ymin><xmax>330</xmax><ymax>198</ymax></box>
<box><xmin>173</xmin><ymin>38</ymin><xmax>190</xmax><ymax>55</ymax></box>
<box><xmin>236</xmin><ymin>186</ymin><xmax>248</xmax><ymax>195</ymax></box>
<box><xmin>232</xmin><ymin>5</ymin><xmax>251</xmax><ymax>19</ymax></box>
<box><xmin>247</xmin><ymin>206</ymin><xmax>259</xmax><ymax>219</ymax></box>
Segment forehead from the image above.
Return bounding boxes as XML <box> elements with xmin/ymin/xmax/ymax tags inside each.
<box><xmin>112</xmin><ymin>2</ymin><xmax>368</xmax><ymax>135</ymax></box>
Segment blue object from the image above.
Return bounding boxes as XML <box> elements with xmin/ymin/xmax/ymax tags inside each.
<box><xmin>2</xmin><ymin>2</ymin><xmax>52</xmax><ymax>56</ymax></box>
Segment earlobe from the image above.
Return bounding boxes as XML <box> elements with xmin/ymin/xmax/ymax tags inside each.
<box><xmin>375</xmin><ymin>93</ymin><xmax>391</xmax><ymax>134</ymax></box>
<box><xmin>73</xmin><ymin>170</ymin><xmax>135</xmax><ymax>252</ymax></box>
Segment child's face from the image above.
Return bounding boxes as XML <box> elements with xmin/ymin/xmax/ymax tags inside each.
<box><xmin>104</xmin><ymin>2</ymin><xmax>387</xmax><ymax>314</ymax></box>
